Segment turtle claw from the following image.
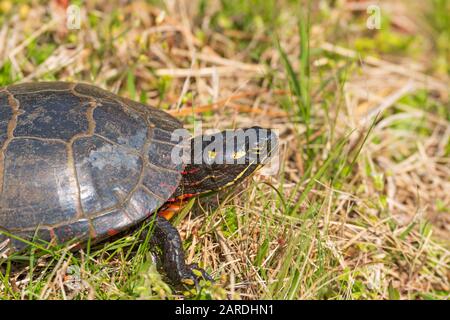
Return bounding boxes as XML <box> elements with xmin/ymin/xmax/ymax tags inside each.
<box><xmin>180</xmin><ymin>263</ymin><xmax>214</xmax><ymax>288</ymax></box>
<box><xmin>188</xmin><ymin>263</ymin><xmax>214</xmax><ymax>283</ymax></box>
<box><xmin>148</xmin><ymin>216</ymin><xmax>213</xmax><ymax>289</ymax></box>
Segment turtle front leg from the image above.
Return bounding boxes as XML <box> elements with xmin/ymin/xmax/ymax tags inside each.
<box><xmin>147</xmin><ymin>215</ymin><xmax>212</xmax><ymax>287</ymax></box>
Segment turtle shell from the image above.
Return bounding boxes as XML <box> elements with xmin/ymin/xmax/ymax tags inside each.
<box><xmin>0</xmin><ymin>82</ymin><xmax>184</xmax><ymax>249</ymax></box>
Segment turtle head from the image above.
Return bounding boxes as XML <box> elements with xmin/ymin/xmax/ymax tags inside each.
<box><xmin>172</xmin><ymin>127</ymin><xmax>278</xmax><ymax>198</ymax></box>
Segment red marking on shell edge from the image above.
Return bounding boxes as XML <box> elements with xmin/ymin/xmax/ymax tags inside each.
<box><xmin>107</xmin><ymin>229</ymin><xmax>119</xmax><ymax>236</ymax></box>
<box><xmin>167</xmin><ymin>193</ymin><xmax>198</xmax><ymax>202</ymax></box>
<box><xmin>181</xmin><ymin>168</ymin><xmax>200</xmax><ymax>175</ymax></box>
<box><xmin>180</xmin><ymin>193</ymin><xmax>196</xmax><ymax>199</ymax></box>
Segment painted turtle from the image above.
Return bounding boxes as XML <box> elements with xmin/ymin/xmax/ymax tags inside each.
<box><xmin>0</xmin><ymin>82</ymin><xmax>277</xmax><ymax>286</ymax></box>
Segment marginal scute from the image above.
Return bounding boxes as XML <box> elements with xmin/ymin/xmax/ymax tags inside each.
<box><xmin>14</xmin><ymin>91</ymin><xmax>91</xmax><ymax>141</ymax></box>
<box><xmin>7</xmin><ymin>82</ymin><xmax>72</xmax><ymax>94</ymax></box>
<box><xmin>147</xmin><ymin>112</ymin><xmax>181</xmax><ymax>132</ymax></box>
<box><xmin>92</xmin><ymin>209</ymin><xmax>131</xmax><ymax>238</ymax></box>
<box><xmin>120</xmin><ymin>97</ymin><xmax>182</xmax><ymax>129</ymax></box>
<box><xmin>53</xmin><ymin>219</ymin><xmax>90</xmax><ymax>243</ymax></box>
<box><xmin>148</xmin><ymin>140</ymin><xmax>184</xmax><ymax>171</ymax></box>
<box><xmin>73</xmin><ymin>136</ymin><xmax>143</xmax><ymax>214</ymax></box>
<box><xmin>8</xmin><ymin>228</ymin><xmax>53</xmax><ymax>250</ymax></box>
<box><xmin>74</xmin><ymin>82</ymin><xmax>119</xmax><ymax>101</ymax></box>
<box><xmin>142</xmin><ymin>164</ymin><xmax>179</xmax><ymax>198</ymax></box>
<box><xmin>0</xmin><ymin>139</ymin><xmax>79</xmax><ymax>229</ymax></box>
<box><xmin>93</xmin><ymin>99</ymin><xmax>148</xmax><ymax>151</ymax></box>
<box><xmin>0</xmin><ymin>92</ymin><xmax>13</xmax><ymax>148</ymax></box>
<box><xmin>153</xmin><ymin>127</ymin><xmax>177</xmax><ymax>143</ymax></box>
<box><xmin>125</xmin><ymin>187</ymin><xmax>160</xmax><ymax>221</ymax></box>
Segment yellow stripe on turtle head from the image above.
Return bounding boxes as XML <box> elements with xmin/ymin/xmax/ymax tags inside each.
<box><xmin>207</xmin><ymin>150</ymin><xmax>217</xmax><ymax>160</ymax></box>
